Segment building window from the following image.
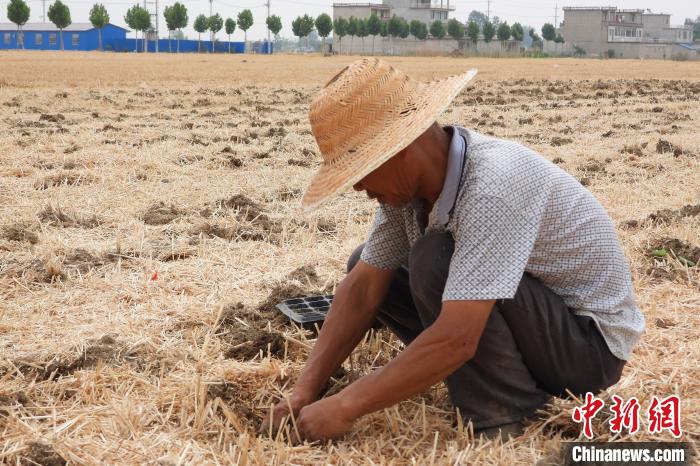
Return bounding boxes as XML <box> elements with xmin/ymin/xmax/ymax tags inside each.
<box><xmin>49</xmin><ymin>33</ymin><xmax>56</xmax><ymax>45</ymax></box>
<box><xmin>3</xmin><ymin>33</ymin><xmax>10</xmax><ymax>45</ymax></box>
<box><xmin>35</xmin><ymin>33</ymin><xmax>42</xmax><ymax>45</ymax></box>
<box><xmin>72</xmin><ymin>33</ymin><xmax>79</xmax><ymax>46</ymax></box>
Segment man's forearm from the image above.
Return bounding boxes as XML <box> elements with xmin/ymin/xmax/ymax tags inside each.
<box><xmin>337</xmin><ymin>301</ymin><xmax>493</xmax><ymax>419</ymax></box>
<box><xmin>293</xmin><ymin>277</ymin><xmax>382</xmax><ymax>399</ymax></box>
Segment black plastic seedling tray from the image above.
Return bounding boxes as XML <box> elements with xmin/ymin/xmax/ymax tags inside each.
<box><xmin>276</xmin><ymin>295</ymin><xmax>334</xmax><ymax>324</ymax></box>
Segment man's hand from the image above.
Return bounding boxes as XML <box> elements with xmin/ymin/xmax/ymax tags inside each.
<box><xmin>258</xmin><ymin>260</ymin><xmax>393</xmax><ymax>439</ymax></box>
<box><xmin>259</xmin><ymin>392</ymin><xmax>314</xmax><ymax>438</ymax></box>
<box><xmin>296</xmin><ymin>394</ymin><xmax>355</xmax><ymax>442</ymax></box>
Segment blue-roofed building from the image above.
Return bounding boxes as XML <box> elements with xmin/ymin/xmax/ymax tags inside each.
<box><xmin>0</xmin><ymin>22</ymin><xmax>128</xmax><ymax>51</ymax></box>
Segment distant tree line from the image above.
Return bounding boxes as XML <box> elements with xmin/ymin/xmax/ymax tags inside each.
<box><xmin>7</xmin><ymin>0</ymin><xmax>586</xmax><ymax>55</ymax></box>
<box><xmin>297</xmin><ymin>13</ymin><xmax>471</xmax><ymax>54</ymax></box>
<box><xmin>291</xmin><ymin>10</ymin><xmax>568</xmax><ymax>55</ymax></box>
<box><xmin>5</xmin><ymin>0</ymin><xmax>284</xmax><ymax>54</ymax></box>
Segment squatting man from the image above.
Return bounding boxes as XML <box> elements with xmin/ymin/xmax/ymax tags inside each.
<box><xmin>261</xmin><ymin>58</ymin><xmax>645</xmax><ymax>441</ymax></box>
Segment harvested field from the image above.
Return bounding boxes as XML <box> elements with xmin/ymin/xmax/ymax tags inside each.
<box><xmin>0</xmin><ymin>52</ymin><xmax>699</xmax><ymax>464</ymax></box>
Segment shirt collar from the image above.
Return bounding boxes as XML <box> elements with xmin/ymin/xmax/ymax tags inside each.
<box><xmin>435</xmin><ymin>126</ymin><xmax>466</xmax><ymax>227</ymax></box>
<box><xmin>411</xmin><ymin>126</ymin><xmax>465</xmax><ymax>229</ymax></box>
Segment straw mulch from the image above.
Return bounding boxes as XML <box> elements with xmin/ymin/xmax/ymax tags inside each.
<box><xmin>0</xmin><ymin>54</ymin><xmax>698</xmax><ymax>464</ymax></box>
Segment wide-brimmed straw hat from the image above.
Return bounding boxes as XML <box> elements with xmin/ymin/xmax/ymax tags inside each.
<box><xmin>300</xmin><ymin>57</ymin><xmax>477</xmax><ymax>212</ymax></box>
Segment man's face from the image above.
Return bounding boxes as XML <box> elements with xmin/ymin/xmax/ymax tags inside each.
<box><xmin>352</xmin><ymin>147</ymin><xmax>417</xmax><ymax>207</ymax></box>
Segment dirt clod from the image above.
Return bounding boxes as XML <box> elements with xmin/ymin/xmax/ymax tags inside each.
<box><xmin>142</xmin><ymin>202</ymin><xmax>184</xmax><ymax>225</ymax></box>
<box><xmin>275</xmin><ymin>187</ymin><xmax>302</xmax><ymax>201</ymax></box>
<box><xmin>34</xmin><ymin>172</ymin><xmax>95</xmax><ymax>190</ymax></box>
<box><xmin>287</xmin><ymin>158</ymin><xmax>310</xmax><ymax>167</ymax></box>
<box><xmin>649</xmin><ymin>238</ymin><xmax>700</xmax><ymax>265</ymax></box>
<box><xmin>224</xmin><ymin>328</ymin><xmax>286</xmax><ymax>360</ymax></box>
<box><xmin>286</xmin><ymin>265</ymin><xmax>319</xmax><ymax>285</ymax></box>
<box><xmin>550</xmin><ymin>136</ymin><xmax>572</xmax><ymax>146</ymax></box>
<box><xmin>39</xmin><ymin>113</ymin><xmax>65</xmax><ymax>123</ymax></box>
<box><xmin>578</xmin><ymin>160</ymin><xmax>606</xmax><ymax>173</ymax></box>
<box><xmin>645</xmin><ymin>204</ymin><xmax>700</xmax><ymax>226</ymax></box>
<box><xmin>645</xmin><ymin>238</ymin><xmax>700</xmax><ymax>285</ymax></box>
<box><xmin>38</xmin><ymin>205</ymin><xmax>101</xmax><ymax>228</ymax></box>
<box><xmin>0</xmin><ymin>390</ymin><xmax>30</xmax><ymax>417</ymax></box>
<box><xmin>655</xmin><ymin>139</ymin><xmax>674</xmax><ymax>154</ymax></box>
<box><xmin>208</xmin><ymin>380</ymin><xmax>260</xmax><ymax>426</ymax></box>
<box><xmin>1</xmin><ymin>222</ymin><xmax>39</xmax><ymax>244</ymax></box>
<box><xmin>22</xmin><ymin>441</ymin><xmax>66</xmax><ymax>466</ymax></box>
<box><xmin>200</xmin><ymin>195</ymin><xmax>281</xmax><ymax>237</ymax></box>
<box><xmin>63</xmin><ymin>248</ymin><xmax>105</xmax><ymax>274</ymax></box>
<box><xmin>11</xmin><ymin>335</ymin><xmax>122</xmax><ymax>382</ymax></box>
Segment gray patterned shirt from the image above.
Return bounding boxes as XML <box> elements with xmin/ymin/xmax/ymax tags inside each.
<box><xmin>360</xmin><ymin>126</ymin><xmax>645</xmax><ymax>360</ymax></box>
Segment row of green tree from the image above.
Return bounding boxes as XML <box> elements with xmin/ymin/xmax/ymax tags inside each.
<box><xmin>286</xmin><ymin>12</ymin><xmax>564</xmax><ymax>54</ymax></box>
<box><xmin>6</xmin><ymin>0</ymin><xmax>280</xmax><ymax>53</ymax></box>
<box><xmin>7</xmin><ymin>0</ymin><xmax>97</xmax><ymax>50</ymax></box>
<box><xmin>124</xmin><ymin>3</ymin><xmax>260</xmax><ymax>53</ymax></box>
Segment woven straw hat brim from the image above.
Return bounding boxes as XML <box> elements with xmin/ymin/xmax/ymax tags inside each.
<box><xmin>301</xmin><ymin>68</ymin><xmax>478</xmax><ymax>212</ymax></box>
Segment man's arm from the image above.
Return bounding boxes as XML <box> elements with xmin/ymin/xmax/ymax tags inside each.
<box><xmin>295</xmin><ymin>299</ymin><xmax>494</xmax><ymax>441</ymax></box>
<box><xmin>261</xmin><ymin>259</ymin><xmax>395</xmax><ymax>434</ymax></box>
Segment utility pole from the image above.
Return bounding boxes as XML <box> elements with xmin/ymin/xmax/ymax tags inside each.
<box><xmin>42</xmin><ymin>0</ymin><xmax>46</xmax><ymax>22</ymax></box>
<box><xmin>266</xmin><ymin>0</ymin><xmax>271</xmax><ymax>44</ymax></box>
<box><xmin>143</xmin><ymin>0</ymin><xmax>159</xmax><ymax>52</ymax></box>
<box><xmin>554</xmin><ymin>3</ymin><xmax>558</xmax><ymax>28</ymax></box>
<box><xmin>210</xmin><ymin>0</ymin><xmax>213</xmax><ymax>43</ymax></box>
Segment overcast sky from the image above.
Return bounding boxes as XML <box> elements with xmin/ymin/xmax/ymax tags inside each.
<box><xmin>2</xmin><ymin>0</ymin><xmax>697</xmax><ymax>41</ymax></box>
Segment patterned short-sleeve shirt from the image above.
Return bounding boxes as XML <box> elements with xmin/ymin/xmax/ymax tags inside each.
<box><xmin>360</xmin><ymin>126</ymin><xmax>645</xmax><ymax>361</ymax></box>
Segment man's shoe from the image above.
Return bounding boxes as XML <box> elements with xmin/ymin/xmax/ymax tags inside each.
<box><xmin>475</xmin><ymin>421</ymin><xmax>524</xmax><ymax>441</ymax></box>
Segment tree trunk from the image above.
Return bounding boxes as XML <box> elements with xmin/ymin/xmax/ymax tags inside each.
<box><xmin>60</xmin><ymin>29</ymin><xmax>64</xmax><ymax>51</ymax></box>
<box><xmin>169</xmin><ymin>31</ymin><xmax>172</xmax><ymax>53</ymax></box>
<box><xmin>349</xmin><ymin>36</ymin><xmax>353</xmax><ymax>55</ymax></box>
<box><xmin>372</xmin><ymin>35</ymin><xmax>375</xmax><ymax>55</ymax></box>
<box><xmin>143</xmin><ymin>31</ymin><xmax>147</xmax><ymax>53</ymax></box>
<box><xmin>177</xmin><ymin>30</ymin><xmax>180</xmax><ymax>53</ymax></box>
<box><xmin>228</xmin><ymin>34</ymin><xmax>231</xmax><ymax>53</ymax></box>
<box><xmin>99</xmin><ymin>28</ymin><xmax>103</xmax><ymax>51</ymax></box>
<box><xmin>244</xmin><ymin>31</ymin><xmax>247</xmax><ymax>53</ymax></box>
<box><xmin>134</xmin><ymin>31</ymin><xmax>138</xmax><ymax>52</ymax></box>
<box><xmin>16</xmin><ymin>26</ymin><xmax>20</xmax><ymax>50</ymax></box>
<box><xmin>198</xmin><ymin>33</ymin><xmax>200</xmax><ymax>52</ymax></box>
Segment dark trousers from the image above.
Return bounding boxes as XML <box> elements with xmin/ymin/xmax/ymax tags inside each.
<box><xmin>347</xmin><ymin>231</ymin><xmax>625</xmax><ymax>429</ymax></box>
